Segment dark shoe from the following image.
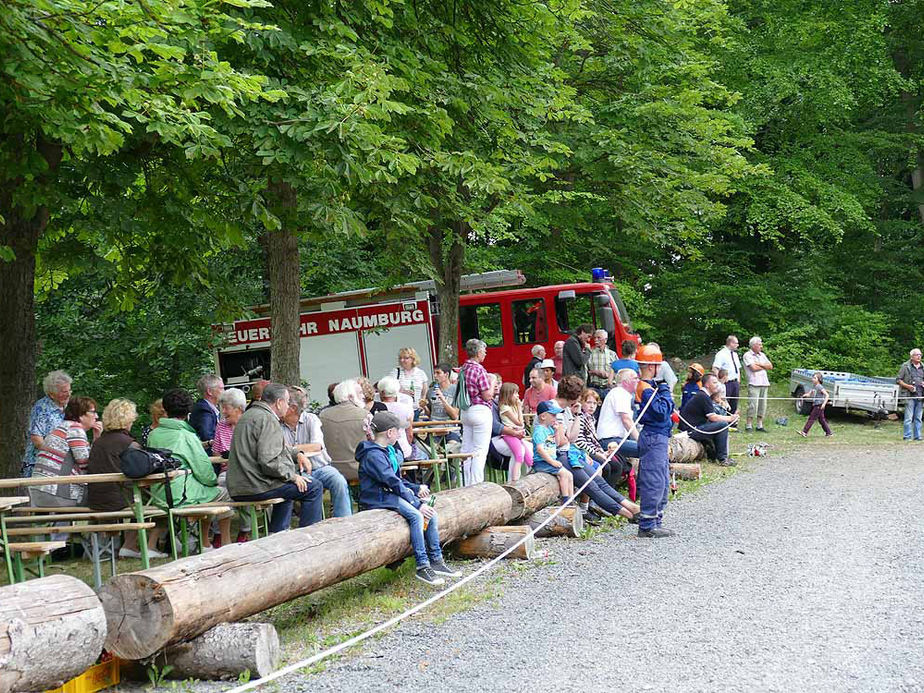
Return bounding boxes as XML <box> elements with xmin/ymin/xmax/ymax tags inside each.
<box><xmin>583</xmin><ymin>510</ymin><xmax>604</xmax><ymax>526</ymax></box>
<box><xmin>628</xmin><ymin>512</ymin><xmax>640</xmax><ymax>525</ymax></box>
<box><xmin>756</xmin><ymin>426</ymin><xmax>767</xmax><ymax>432</ymax></box>
<box><xmin>716</xmin><ymin>458</ymin><xmax>737</xmax><ymax>467</ymax></box>
<box><xmin>236</xmin><ymin>531</ymin><xmax>251</xmax><ymax>543</ymax></box>
<box><xmin>415</xmin><ymin>566</ymin><xmax>446</xmax><ymax>586</ymax></box>
<box><xmin>430</xmin><ymin>560</ymin><xmax>462</xmax><ymax>578</ymax></box>
<box><xmin>638</xmin><ymin>528</ymin><xmax>676</xmax><ymax>538</ymax></box>
<box><xmin>745</xmin><ymin>425</ymin><xmax>753</xmax><ymax>432</ymax></box>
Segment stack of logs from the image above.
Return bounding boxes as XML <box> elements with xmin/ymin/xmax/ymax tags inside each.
<box><xmin>1</xmin><ymin>441</ymin><xmax>705</xmax><ymax>690</ymax></box>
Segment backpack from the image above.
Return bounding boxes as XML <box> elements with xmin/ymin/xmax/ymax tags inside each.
<box><xmin>120</xmin><ymin>446</ymin><xmax>185</xmax><ymax>508</ymax></box>
<box><xmin>452</xmin><ymin>365</ymin><xmax>471</xmax><ymax>412</ymax></box>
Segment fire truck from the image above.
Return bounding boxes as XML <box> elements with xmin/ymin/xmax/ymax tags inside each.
<box><xmin>213</xmin><ymin>268</ymin><xmax>639</xmax><ymax>399</ymax></box>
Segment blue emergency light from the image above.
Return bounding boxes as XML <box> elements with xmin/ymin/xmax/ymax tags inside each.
<box><xmin>591</xmin><ymin>267</ymin><xmax>613</xmax><ymax>283</ymax></box>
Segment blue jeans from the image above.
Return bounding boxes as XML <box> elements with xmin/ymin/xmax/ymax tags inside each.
<box><xmin>312</xmin><ymin>465</ymin><xmax>353</xmax><ymax>517</ymax></box>
<box><xmin>568</xmin><ymin>462</ymin><xmax>626</xmax><ymax>515</ymax></box>
<box><xmin>904</xmin><ymin>398</ymin><xmax>923</xmax><ymax>440</ymax></box>
<box><xmin>599</xmin><ymin>437</ymin><xmax>639</xmax><ymax>459</ymax></box>
<box><xmin>394</xmin><ymin>497</ymin><xmax>442</xmax><ymax>568</ymax></box>
<box><xmin>688</xmin><ymin>421</ymin><xmax>730</xmax><ymax>460</ymax></box>
<box><xmin>637</xmin><ymin>430</ymin><xmax>670</xmax><ymax>531</ymax></box>
<box><xmin>233</xmin><ymin>479</ymin><xmax>323</xmax><ymax>533</ymax></box>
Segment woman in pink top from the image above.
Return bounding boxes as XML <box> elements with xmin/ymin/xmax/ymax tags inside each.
<box><xmin>460</xmin><ymin>338</ymin><xmax>494</xmax><ymax>485</ymax></box>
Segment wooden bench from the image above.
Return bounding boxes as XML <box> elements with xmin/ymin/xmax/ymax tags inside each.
<box><xmin>5</xmin><ymin>541</ymin><xmax>66</xmax><ymax>583</ymax></box>
<box><xmin>168</xmin><ymin>506</ymin><xmax>233</xmax><ymax>560</ymax></box>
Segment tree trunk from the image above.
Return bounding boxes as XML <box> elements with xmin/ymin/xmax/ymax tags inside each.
<box><xmin>100</xmin><ymin>483</ymin><xmax>516</xmax><ymax>659</ymax></box>
<box><xmin>451</xmin><ymin>525</ymin><xmax>534</xmax><ymax>560</ymax></box>
<box><xmin>669</xmin><ymin>463</ymin><xmax>702</xmax><ymax>480</ymax></box>
<box><xmin>153</xmin><ymin>623</ymin><xmax>280</xmax><ymax>681</ymax></box>
<box><xmin>0</xmin><ymin>137</ymin><xmax>62</xmax><ymax>484</ymax></box>
<box><xmin>525</xmin><ymin>506</ymin><xmax>583</xmax><ymax>538</ymax></box>
<box><xmin>667</xmin><ymin>434</ymin><xmax>707</xmax><ymax>464</ymax></box>
<box><xmin>427</xmin><ymin>223</ymin><xmax>465</xmax><ymax>365</ymax></box>
<box><xmin>0</xmin><ymin>575</ymin><xmax>107</xmax><ymax>693</ymax></box>
<box><xmin>502</xmin><ymin>473</ymin><xmax>562</xmax><ymax>518</ymax></box>
<box><xmin>264</xmin><ymin>179</ymin><xmax>300</xmax><ymax>387</ymax></box>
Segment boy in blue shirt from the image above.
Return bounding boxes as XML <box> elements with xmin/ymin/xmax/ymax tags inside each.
<box><xmin>531</xmin><ymin>400</ymin><xmax>574</xmax><ymax>503</ymax></box>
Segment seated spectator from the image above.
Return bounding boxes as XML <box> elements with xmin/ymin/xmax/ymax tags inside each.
<box><xmin>87</xmin><ymin>398</ymin><xmax>166</xmax><ymax>558</ymax></box>
<box><xmin>552</xmin><ymin>340</ymin><xmax>565</xmax><ymax>380</ymax></box>
<box><xmin>319</xmin><ymin>379</ymin><xmax>372</xmax><ymax>482</ymax></box>
<box><xmin>282</xmin><ymin>387</ymin><xmax>352</xmax><ymax>517</ymax></box>
<box><xmin>597</xmin><ymin>369</ymin><xmax>640</xmax><ymax>458</ymax></box>
<box><xmin>680</xmin><ymin>363</ymin><xmax>705</xmax><ymax>410</ymax></box>
<box><xmin>212</xmin><ymin>387</ymin><xmax>251</xmax><ymax>542</ymax></box>
<box><xmin>140</xmin><ymin>398</ymin><xmax>165</xmax><ymax>446</ymax></box>
<box><xmin>190</xmin><ymin>374</ymin><xmax>224</xmax><ymax>454</ymax></box>
<box><xmin>246</xmin><ymin>379</ymin><xmax>271</xmax><ymax>409</ymax></box>
<box><xmin>531</xmin><ymin>400</ymin><xmax>574</xmax><ymax>502</ymax></box>
<box><xmin>577</xmin><ymin>389</ymin><xmax>636</xmax><ymax>502</ymax></box>
<box><xmin>385</xmin><ymin>347</ymin><xmax>430</xmax><ymax>404</ymax></box>
<box><xmin>30</xmin><ymin>396</ymin><xmax>100</xmax><ymax>509</ymax></box>
<box><xmin>423</xmin><ymin>363</ymin><xmax>461</xmax><ymax>456</ymax></box>
<box><xmin>497</xmin><ymin>382</ymin><xmax>532</xmax><ymax>482</ymax></box>
<box><xmin>358</xmin><ymin>376</ymin><xmax>388</xmax><ymax>416</ymax></box>
<box><xmin>678</xmin><ymin>373</ymin><xmax>738</xmax><ymax>466</ymax></box>
<box><xmin>22</xmin><ymin>369</ymin><xmax>72</xmax><ymax>478</ymax></box>
<box><xmin>147</xmin><ymin>389</ymin><xmax>233</xmax><ymax>549</ymax></box>
<box><xmin>325</xmin><ymin>382</ymin><xmax>339</xmax><ymax>409</ymax></box>
<box><xmin>356</xmin><ymin>411</ymin><xmax>461</xmax><ymax>586</ymax></box>
<box><xmin>488</xmin><ymin>374</ymin><xmax>527</xmax><ymax>477</ymax></box>
<box><xmin>611</xmin><ymin>340</ymin><xmax>640</xmax><ymax>375</ymax></box>
<box><xmin>228</xmin><ymin>383</ymin><xmax>323</xmax><ymax>532</ymax></box>
<box><xmin>377</xmin><ymin>375</ymin><xmax>418</xmax><ymax>460</ymax></box>
<box><xmin>522</xmin><ymin>344</ymin><xmax>546</xmax><ymax>388</ymax></box>
<box><xmin>523</xmin><ymin>367</ymin><xmax>557</xmax><ymax>414</ymax></box>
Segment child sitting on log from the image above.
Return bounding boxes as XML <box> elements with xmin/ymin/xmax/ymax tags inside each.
<box><xmin>356</xmin><ymin>411</ymin><xmax>461</xmax><ymax>587</ymax></box>
<box><xmin>531</xmin><ymin>400</ymin><xmax>574</xmax><ymax>504</ymax></box>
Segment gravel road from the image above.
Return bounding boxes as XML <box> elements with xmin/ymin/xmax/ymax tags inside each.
<box><xmin>284</xmin><ymin>444</ymin><xmax>924</xmax><ymax>693</ymax></box>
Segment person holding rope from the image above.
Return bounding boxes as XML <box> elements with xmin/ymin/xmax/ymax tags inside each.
<box><xmin>678</xmin><ymin>373</ymin><xmax>738</xmax><ymax>466</ymax></box>
<box><xmin>634</xmin><ymin>344</ymin><xmax>677</xmax><ymax>538</ymax></box>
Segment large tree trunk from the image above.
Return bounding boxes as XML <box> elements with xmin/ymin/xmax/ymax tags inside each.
<box><xmin>524</xmin><ymin>506</ymin><xmax>583</xmax><ymax>538</ymax></box>
<box><xmin>0</xmin><ymin>137</ymin><xmax>62</xmax><ymax>484</ymax></box>
<box><xmin>451</xmin><ymin>525</ymin><xmax>534</xmax><ymax>560</ymax></box>
<box><xmin>264</xmin><ymin>179</ymin><xmax>300</xmax><ymax>387</ymax></box>
<box><xmin>427</xmin><ymin>223</ymin><xmax>465</xmax><ymax>365</ymax></box>
<box><xmin>0</xmin><ymin>575</ymin><xmax>107</xmax><ymax>693</ymax></box>
<box><xmin>152</xmin><ymin>623</ymin><xmax>280</xmax><ymax>682</ymax></box>
<box><xmin>502</xmin><ymin>473</ymin><xmax>562</xmax><ymax>518</ymax></box>
<box><xmin>100</xmin><ymin>483</ymin><xmax>516</xmax><ymax>659</ymax></box>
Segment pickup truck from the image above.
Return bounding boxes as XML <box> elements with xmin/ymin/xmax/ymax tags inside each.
<box><xmin>789</xmin><ymin>369</ymin><xmax>900</xmax><ymax>416</ymax></box>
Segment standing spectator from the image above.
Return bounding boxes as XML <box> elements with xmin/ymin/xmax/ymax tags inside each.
<box><xmin>282</xmin><ymin>387</ymin><xmax>352</xmax><ymax>517</ymax></box>
<box><xmin>522</xmin><ymin>368</ymin><xmax>557</xmax><ymax>414</ymax></box>
<box><xmin>742</xmin><ymin>336</ymin><xmax>773</xmax><ymax>432</ymax></box>
<box><xmin>30</xmin><ymin>396</ymin><xmax>100</xmax><ymax>508</ymax></box>
<box><xmin>140</xmin><ymin>398</ymin><xmax>165</xmax><ymax>446</ymax></box>
<box><xmin>587</xmin><ymin>329</ymin><xmax>617</xmax><ymax>397</ymax></box>
<box><xmin>522</xmin><ymin>345</ymin><xmax>546</xmax><ymax>388</ymax></box>
<box><xmin>22</xmin><ymin>370</ymin><xmax>72</xmax><ymax>477</ymax></box>
<box><xmin>611</xmin><ymin>340</ymin><xmax>640</xmax><ymax>375</ymax></box>
<box><xmin>562</xmin><ymin>324</ymin><xmax>593</xmax><ymax>380</ymax></box>
<box><xmin>190</xmin><ymin>374</ymin><xmax>224</xmax><ymax>454</ymax></box>
<box><xmin>679</xmin><ymin>373</ymin><xmax>738</xmax><ymax>466</ymax></box>
<box><xmin>228</xmin><ymin>383</ymin><xmax>323</xmax><ymax>533</ymax></box>
<box><xmin>540</xmin><ymin>358</ymin><xmax>559</xmax><ymax>391</ymax></box>
<box><xmin>897</xmin><ymin>348</ymin><xmax>924</xmax><ymax>441</ymax></box>
<box><xmin>799</xmin><ymin>372</ymin><xmax>833</xmax><ymax>438</ymax></box>
<box><xmin>680</xmin><ymin>363</ymin><xmax>705</xmax><ymax>410</ymax></box>
<box><xmin>497</xmin><ymin>383</ymin><xmax>532</xmax><ymax>481</ymax></box>
<box><xmin>712</xmin><ymin>335</ymin><xmax>742</xmax><ymax>415</ymax></box>
<box><xmin>319</xmin><ymin>379</ymin><xmax>372</xmax><ymax>482</ymax></box>
<box><xmin>386</xmin><ymin>347</ymin><xmax>430</xmax><ymax>405</ymax></box>
<box><xmin>649</xmin><ymin>342</ymin><xmax>678</xmax><ymax>392</ymax></box>
<box><xmin>459</xmin><ymin>338</ymin><xmax>494</xmax><ymax>486</ymax></box>
<box><xmin>552</xmin><ymin>340</ymin><xmax>565</xmax><ymax>380</ymax></box>
<box><xmin>597</xmin><ymin>368</ymin><xmax>640</xmax><ymax>458</ymax></box>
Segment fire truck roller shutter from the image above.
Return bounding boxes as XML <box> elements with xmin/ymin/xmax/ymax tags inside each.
<box><xmin>299</xmin><ymin>333</ymin><xmax>363</xmax><ymax>403</ymax></box>
<box><xmin>363</xmin><ymin>324</ymin><xmax>434</xmax><ymax>387</ymax></box>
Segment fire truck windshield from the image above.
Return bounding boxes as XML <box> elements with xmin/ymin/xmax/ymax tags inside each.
<box><xmin>609</xmin><ymin>288</ymin><xmax>634</xmax><ymax>333</ymax></box>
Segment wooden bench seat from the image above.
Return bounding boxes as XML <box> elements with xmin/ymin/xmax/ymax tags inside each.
<box><xmin>12</xmin><ymin>505</ymin><xmax>96</xmax><ymax>514</ymax></box>
<box><xmin>170</xmin><ymin>506</ymin><xmax>232</xmax><ymax>518</ymax></box>
<box><xmin>5</xmin><ymin>508</ymin><xmax>167</xmax><ymax>524</ymax></box>
<box><xmin>4</xmin><ymin>522</ymin><xmax>156</xmax><ymax>537</ymax></box>
<box><xmin>4</xmin><ymin>541</ymin><xmax>67</xmax><ymax>582</ymax></box>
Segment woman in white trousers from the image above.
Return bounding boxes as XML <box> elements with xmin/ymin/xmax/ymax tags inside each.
<box><xmin>459</xmin><ymin>339</ymin><xmax>496</xmax><ymax>486</ymax></box>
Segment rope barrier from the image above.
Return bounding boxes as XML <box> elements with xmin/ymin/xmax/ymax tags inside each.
<box><xmin>224</xmin><ymin>394</ymin><xmax>659</xmax><ymax>693</ymax></box>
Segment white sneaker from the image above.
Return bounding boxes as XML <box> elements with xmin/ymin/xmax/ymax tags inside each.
<box><xmin>147</xmin><ymin>549</ymin><xmax>169</xmax><ymax>559</ymax></box>
<box><xmin>118</xmin><ymin>547</ymin><xmax>142</xmax><ymax>559</ymax></box>
<box><xmin>200</xmin><ymin>545</ymin><xmax>215</xmax><ymax>553</ymax></box>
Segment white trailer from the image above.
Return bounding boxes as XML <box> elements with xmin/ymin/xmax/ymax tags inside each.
<box><xmin>789</xmin><ymin>369</ymin><xmax>900</xmax><ymax>416</ymax></box>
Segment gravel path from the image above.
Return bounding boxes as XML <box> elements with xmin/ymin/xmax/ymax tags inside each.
<box><xmin>285</xmin><ymin>445</ymin><xmax>924</xmax><ymax>693</ymax></box>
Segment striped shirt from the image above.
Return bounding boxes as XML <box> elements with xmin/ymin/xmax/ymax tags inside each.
<box><xmin>33</xmin><ymin>421</ymin><xmax>90</xmax><ymax>500</ymax></box>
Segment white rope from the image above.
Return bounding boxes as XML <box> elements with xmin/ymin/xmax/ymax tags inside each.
<box><xmin>673</xmin><ymin>410</ymin><xmax>736</xmax><ymax>436</ymax></box>
<box><xmin>223</xmin><ymin>394</ymin><xmax>659</xmax><ymax>693</ymax></box>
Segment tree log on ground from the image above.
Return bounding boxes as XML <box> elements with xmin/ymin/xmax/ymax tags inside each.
<box><xmin>451</xmin><ymin>526</ymin><xmax>534</xmax><ymax>560</ymax></box>
<box><xmin>668</xmin><ymin>434</ymin><xmax>707</xmax><ymax>464</ymax></box>
<box><xmin>524</xmin><ymin>506</ymin><xmax>583</xmax><ymax>538</ymax></box>
<box><xmin>0</xmin><ymin>575</ymin><xmax>106</xmax><ymax>693</ymax></box>
<box><xmin>669</xmin><ymin>463</ymin><xmax>702</xmax><ymax>480</ymax></box>
<box><xmin>100</xmin><ymin>483</ymin><xmax>514</xmax><ymax>660</ymax></box>
<box><xmin>502</xmin><ymin>473</ymin><xmax>561</xmax><ymax>517</ymax></box>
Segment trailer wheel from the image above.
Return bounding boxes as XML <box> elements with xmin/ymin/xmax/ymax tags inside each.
<box><xmin>793</xmin><ymin>386</ymin><xmax>811</xmax><ymax>415</ymax></box>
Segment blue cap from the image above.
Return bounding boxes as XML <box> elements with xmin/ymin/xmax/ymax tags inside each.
<box><xmin>536</xmin><ymin>400</ymin><xmax>564</xmax><ymax>416</ymax></box>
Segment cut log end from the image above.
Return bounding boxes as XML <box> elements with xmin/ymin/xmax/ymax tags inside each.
<box><xmin>158</xmin><ymin>623</ymin><xmax>281</xmax><ymax>681</ymax></box>
<box><xmin>452</xmin><ymin>526</ymin><xmax>534</xmax><ymax>560</ymax></box>
<box><xmin>525</xmin><ymin>506</ymin><xmax>583</xmax><ymax>538</ymax></box>
<box><xmin>99</xmin><ymin>574</ymin><xmax>175</xmax><ymax>660</ymax></box>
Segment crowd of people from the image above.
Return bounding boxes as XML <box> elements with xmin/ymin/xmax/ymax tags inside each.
<box><xmin>16</xmin><ymin>335</ymin><xmax>924</xmax><ymax>575</ymax></box>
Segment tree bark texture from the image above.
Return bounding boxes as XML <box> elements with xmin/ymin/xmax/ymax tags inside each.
<box><xmin>524</xmin><ymin>506</ymin><xmax>583</xmax><ymax>538</ymax></box>
<box><xmin>667</xmin><ymin>434</ymin><xmax>707</xmax><ymax>464</ymax></box>
<box><xmin>0</xmin><ymin>575</ymin><xmax>107</xmax><ymax>693</ymax></box>
<box><xmin>156</xmin><ymin>623</ymin><xmax>280</xmax><ymax>681</ymax></box>
<box><xmin>0</xmin><ymin>137</ymin><xmax>62</xmax><ymax>483</ymax></box>
<box><xmin>100</xmin><ymin>483</ymin><xmax>516</xmax><ymax>659</ymax></box>
<box><xmin>669</xmin><ymin>463</ymin><xmax>702</xmax><ymax>480</ymax></box>
<box><xmin>427</xmin><ymin>223</ymin><xmax>465</xmax><ymax>365</ymax></box>
<box><xmin>451</xmin><ymin>525</ymin><xmax>534</xmax><ymax>560</ymax></box>
<box><xmin>264</xmin><ymin>179</ymin><xmax>300</xmax><ymax>387</ymax></box>
<box><xmin>502</xmin><ymin>473</ymin><xmax>562</xmax><ymax>518</ymax></box>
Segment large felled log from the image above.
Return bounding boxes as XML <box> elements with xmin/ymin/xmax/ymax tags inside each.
<box><xmin>0</xmin><ymin>575</ymin><xmax>107</xmax><ymax>693</ymax></box>
<box><xmin>100</xmin><ymin>483</ymin><xmax>513</xmax><ymax>660</ymax></box>
<box><xmin>525</xmin><ymin>506</ymin><xmax>583</xmax><ymax>538</ymax></box>
<box><xmin>502</xmin><ymin>473</ymin><xmax>561</xmax><ymax>518</ymax></box>
<box><xmin>668</xmin><ymin>433</ymin><xmax>707</xmax><ymax>463</ymax></box>
<box><xmin>669</xmin><ymin>463</ymin><xmax>702</xmax><ymax>480</ymax></box>
<box><xmin>452</xmin><ymin>526</ymin><xmax>534</xmax><ymax>560</ymax></box>
<box><xmin>149</xmin><ymin>623</ymin><xmax>280</xmax><ymax>681</ymax></box>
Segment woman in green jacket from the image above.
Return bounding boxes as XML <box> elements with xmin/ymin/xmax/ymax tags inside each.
<box><xmin>148</xmin><ymin>388</ymin><xmax>233</xmax><ymax>550</ymax></box>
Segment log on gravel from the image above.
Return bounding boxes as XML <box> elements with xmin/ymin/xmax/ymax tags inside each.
<box><xmin>502</xmin><ymin>473</ymin><xmax>561</xmax><ymax>518</ymax></box>
<box><xmin>0</xmin><ymin>575</ymin><xmax>107</xmax><ymax>693</ymax></box>
<box><xmin>669</xmin><ymin>463</ymin><xmax>702</xmax><ymax>480</ymax></box>
<box><xmin>451</xmin><ymin>526</ymin><xmax>534</xmax><ymax>560</ymax></box>
<box><xmin>99</xmin><ymin>483</ymin><xmax>513</xmax><ymax>660</ymax></box>
<box><xmin>668</xmin><ymin>434</ymin><xmax>707</xmax><ymax>464</ymax></box>
<box><xmin>525</xmin><ymin>506</ymin><xmax>583</xmax><ymax>538</ymax></box>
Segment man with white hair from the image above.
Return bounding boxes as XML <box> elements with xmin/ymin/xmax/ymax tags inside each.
<box><xmin>587</xmin><ymin>329</ymin><xmax>617</xmax><ymax>397</ymax></box>
<box><xmin>742</xmin><ymin>336</ymin><xmax>773</xmax><ymax>432</ymax></box>
<box><xmin>22</xmin><ymin>370</ymin><xmax>72</xmax><ymax>477</ymax></box>
<box><xmin>190</xmin><ymin>373</ymin><xmax>224</xmax><ymax>454</ymax></box>
<box><xmin>522</xmin><ymin>344</ymin><xmax>546</xmax><ymax>388</ymax></box>
<box><xmin>897</xmin><ymin>348</ymin><xmax>924</xmax><ymax>441</ymax></box>
<box><xmin>319</xmin><ymin>379</ymin><xmax>372</xmax><ymax>482</ymax></box>
<box><xmin>712</xmin><ymin>335</ymin><xmax>742</xmax><ymax>415</ymax></box>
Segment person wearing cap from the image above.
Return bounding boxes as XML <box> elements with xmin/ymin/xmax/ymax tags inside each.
<box><xmin>634</xmin><ymin>344</ymin><xmax>678</xmax><ymax>538</ymax></box>
<box><xmin>680</xmin><ymin>362</ymin><xmax>706</xmax><ymax>410</ymax></box>
<box><xmin>522</xmin><ymin>367</ymin><xmax>557</xmax><ymax>414</ymax></box>
<box><xmin>539</xmin><ymin>357</ymin><xmax>559</xmax><ymax>391</ymax></box>
<box><xmin>356</xmin><ymin>411</ymin><xmax>462</xmax><ymax>587</ymax></box>
<box><xmin>531</xmin><ymin>400</ymin><xmax>574</xmax><ymax>503</ymax></box>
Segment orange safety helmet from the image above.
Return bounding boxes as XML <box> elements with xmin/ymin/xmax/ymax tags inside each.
<box><xmin>688</xmin><ymin>362</ymin><xmax>705</xmax><ymax>376</ymax></box>
<box><xmin>635</xmin><ymin>343</ymin><xmax>663</xmax><ymax>365</ymax></box>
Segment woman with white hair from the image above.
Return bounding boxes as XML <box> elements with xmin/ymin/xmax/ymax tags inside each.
<box><xmin>319</xmin><ymin>379</ymin><xmax>373</xmax><ymax>481</ymax></box>
<box><xmin>378</xmin><ymin>376</ymin><xmax>416</xmax><ymax>460</ymax></box>
<box><xmin>21</xmin><ymin>370</ymin><xmax>73</xmax><ymax>477</ymax></box>
<box><xmin>459</xmin><ymin>339</ymin><xmax>495</xmax><ymax>485</ymax></box>
<box><xmin>213</xmin><ymin>388</ymin><xmax>247</xmax><ymax>458</ymax></box>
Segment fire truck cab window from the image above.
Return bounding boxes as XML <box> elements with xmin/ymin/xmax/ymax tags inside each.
<box><xmin>555</xmin><ymin>293</ymin><xmax>595</xmax><ymax>333</ymax></box>
<box><xmin>460</xmin><ymin>303</ymin><xmax>504</xmax><ymax>348</ymax></box>
<box><xmin>512</xmin><ymin>299</ymin><xmax>548</xmax><ymax>344</ymax></box>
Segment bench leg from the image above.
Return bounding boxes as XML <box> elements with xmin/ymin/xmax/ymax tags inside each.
<box><xmin>12</xmin><ymin>553</ymin><xmax>24</xmax><ymax>583</ymax></box>
<box><xmin>1</xmin><ymin>515</ymin><xmax>14</xmax><ymax>585</ymax></box>
<box><xmin>249</xmin><ymin>506</ymin><xmax>259</xmax><ymax>541</ymax></box>
<box><xmin>90</xmin><ymin>533</ymin><xmax>102</xmax><ymax>590</ymax></box>
<box><xmin>131</xmin><ymin>484</ymin><xmax>150</xmax><ymax>570</ymax></box>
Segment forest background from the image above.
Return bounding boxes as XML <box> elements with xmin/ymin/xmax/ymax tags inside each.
<box><xmin>2</xmin><ymin>0</ymin><xmax>923</xmax><ymax>478</ymax></box>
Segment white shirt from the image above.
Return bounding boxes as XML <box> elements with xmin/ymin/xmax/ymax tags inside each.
<box><xmin>384</xmin><ymin>401</ymin><xmax>414</xmax><ymax>458</ymax></box>
<box><xmin>656</xmin><ymin>362</ymin><xmax>677</xmax><ymax>391</ymax></box>
<box><xmin>743</xmin><ymin>350</ymin><xmax>771</xmax><ymax>387</ymax></box>
<box><xmin>597</xmin><ymin>387</ymin><xmax>634</xmax><ymax>440</ymax></box>
<box><xmin>713</xmin><ymin>346</ymin><xmax>741</xmax><ymax>381</ymax></box>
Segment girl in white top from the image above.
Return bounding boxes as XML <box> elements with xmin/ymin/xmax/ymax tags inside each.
<box><xmin>498</xmin><ymin>382</ymin><xmax>533</xmax><ymax>482</ymax></box>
